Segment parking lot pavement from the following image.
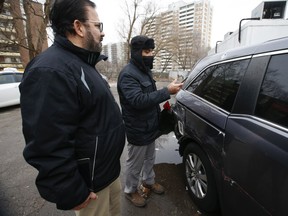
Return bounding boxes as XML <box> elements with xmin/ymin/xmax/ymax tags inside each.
<box><xmin>0</xmin><ymin>82</ymin><xmax>209</xmax><ymax>216</ymax></box>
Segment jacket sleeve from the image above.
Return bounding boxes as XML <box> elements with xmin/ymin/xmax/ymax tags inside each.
<box><xmin>118</xmin><ymin>73</ymin><xmax>170</xmax><ymax>109</ymax></box>
<box><xmin>20</xmin><ymin>68</ymin><xmax>90</xmax><ymax>210</ymax></box>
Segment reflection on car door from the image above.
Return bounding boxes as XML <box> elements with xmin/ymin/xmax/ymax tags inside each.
<box><xmin>222</xmin><ymin>54</ymin><xmax>288</xmax><ymax>216</ymax></box>
<box><xmin>223</xmin><ymin>116</ymin><xmax>287</xmax><ymax>216</ymax></box>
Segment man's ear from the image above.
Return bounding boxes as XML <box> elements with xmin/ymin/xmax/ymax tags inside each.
<box><xmin>73</xmin><ymin>20</ymin><xmax>85</xmax><ymax>37</ymax></box>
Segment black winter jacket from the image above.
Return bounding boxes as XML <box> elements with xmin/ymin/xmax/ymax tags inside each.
<box><xmin>117</xmin><ymin>60</ymin><xmax>170</xmax><ymax>146</ymax></box>
<box><xmin>20</xmin><ymin>36</ymin><xmax>125</xmax><ymax>210</ymax></box>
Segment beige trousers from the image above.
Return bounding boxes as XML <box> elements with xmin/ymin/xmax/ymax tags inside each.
<box><xmin>75</xmin><ymin>177</ymin><xmax>121</xmax><ymax>216</ymax></box>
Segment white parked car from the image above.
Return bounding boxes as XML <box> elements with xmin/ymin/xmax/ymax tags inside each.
<box><xmin>0</xmin><ymin>68</ymin><xmax>23</xmax><ymax>108</ymax></box>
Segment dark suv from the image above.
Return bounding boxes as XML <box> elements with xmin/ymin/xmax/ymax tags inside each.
<box><xmin>172</xmin><ymin>37</ymin><xmax>288</xmax><ymax>216</ymax></box>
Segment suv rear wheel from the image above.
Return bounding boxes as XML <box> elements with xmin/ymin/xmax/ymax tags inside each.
<box><xmin>183</xmin><ymin>143</ymin><xmax>219</xmax><ymax>213</ymax></box>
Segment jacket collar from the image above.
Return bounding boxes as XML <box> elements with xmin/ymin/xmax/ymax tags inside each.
<box><xmin>96</xmin><ymin>54</ymin><xmax>108</xmax><ymax>64</ymax></box>
<box><xmin>54</xmin><ymin>35</ymin><xmax>101</xmax><ymax>66</ymax></box>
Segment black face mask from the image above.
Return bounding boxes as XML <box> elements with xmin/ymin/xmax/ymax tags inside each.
<box><xmin>142</xmin><ymin>56</ymin><xmax>154</xmax><ymax>69</ymax></box>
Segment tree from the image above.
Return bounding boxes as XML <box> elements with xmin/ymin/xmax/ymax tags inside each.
<box><xmin>1</xmin><ymin>0</ymin><xmax>52</xmax><ymax>67</ymax></box>
<box><xmin>116</xmin><ymin>0</ymin><xmax>210</xmax><ymax>76</ymax></box>
<box><xmin>22</xmin><ymin>0</ymin><xmax>52</xmax><ymax>60</ymax></box>
<box><xmin>97</xmin><ymin>58</ymin><xmax>126</xmax><ymax>81</ymax></box>
<box><xmin>117</xmin><ymin>0</ymin><xmax>159</xmax><ymax>63</ymax></box>
<box><xmin>0</xmin><ymin>0</ymin><xmax>4</xmax><ymax>12</ymax></box>
<box><xmin>165</xmin><ymin>28</ymin><xmax>209</xmax><ymax>73</ymax></box>
<box><xmin>147</xmin><ymin>10</ymin><xmax>180</xmax><ymax>73</ymax></box>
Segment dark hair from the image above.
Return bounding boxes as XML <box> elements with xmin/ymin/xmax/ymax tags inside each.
<box><xmin>49</xmin><ymin>0</ymin><xmax>96</xmax><ymax>37</ymax></box>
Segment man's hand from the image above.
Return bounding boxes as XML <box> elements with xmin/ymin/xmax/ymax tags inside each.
<box><xmin>167</xmin><ymin>79</ymin><xmax>183</xmax><ymax>95</ymax></box>
<box><xmin>73</xmin><ymin>192</ymin><xmax>98</xmax><ymax>210</ymax></box>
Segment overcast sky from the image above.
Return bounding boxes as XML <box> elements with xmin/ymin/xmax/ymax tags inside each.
<box><xmin>94</xmin><ymin>0</ymin><xmax>263</xmax><ymax>47</ymax></box>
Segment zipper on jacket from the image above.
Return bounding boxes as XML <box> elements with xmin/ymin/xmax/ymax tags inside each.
<box><xmin>91</xmin><ymin>136</ymin><xmax>98</xmax><ymax>187</ymax></box>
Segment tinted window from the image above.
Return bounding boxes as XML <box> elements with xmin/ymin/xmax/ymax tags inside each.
<box><xmin>186</xmin><ymin>59</ymin><xmax>249</xmax><ymax>112</ymax></box>
<box><xmin>255</xmin><ymin>54</ymin><xmax>288</xmax><ymax>128</ymax></box>
<box><xmin>0</xmin><ymin>74</ymin><xmax>15</xmax><ymax>84</ymax></box>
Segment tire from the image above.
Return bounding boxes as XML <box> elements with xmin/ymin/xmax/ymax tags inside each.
<box><xmin>183</xmin><ymin>143</ymin><xmax>219</xmax><ymax>213</ymax></box>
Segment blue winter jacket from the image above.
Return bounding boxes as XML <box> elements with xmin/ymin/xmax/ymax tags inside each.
<box><xmin>117</xmin><ymin>59</ymin><xmax>170</xmax><ymax>146</ymax></box>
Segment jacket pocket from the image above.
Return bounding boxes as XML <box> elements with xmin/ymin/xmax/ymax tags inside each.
<box><xmin>140</xmin><ymin>81</ymin><xmax>153</xmax><ymax>93</ymax></box>
<box><xmin>77</xmin><ymin>158</ymin><xmax>93</xmax><ymax>190</ymax></box>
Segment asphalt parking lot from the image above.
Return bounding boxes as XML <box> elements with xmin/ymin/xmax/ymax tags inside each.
<box><xmin>0</xmin><ymin>82</ymin><xmax>212</xmax><ymax>216</ymax></box>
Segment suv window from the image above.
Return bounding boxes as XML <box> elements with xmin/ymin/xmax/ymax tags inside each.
<box><xmin>255</xmin><ymin>54</ymin><xmax>288</xmax><ymax>128</ymax></box>
<box><xmin>186</xmin><ymin>59</ymin><xmax>249</xmax><ymax>112</ymax></box>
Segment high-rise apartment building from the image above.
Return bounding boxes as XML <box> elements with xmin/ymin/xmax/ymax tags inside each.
<box><xmin>0</xmin><ymin>2</ymin><xmax>22</xmax><ymax>69</ymax></box>
<box><xmin>101</xmin><ymin>42</ymin><xmax>128</xmax><ymax>79</ymax></box>
<box><xmin>188</xmin><ymin>0</ymin><xmax>213</xmax><ymax>48</ymax></box>
<box><xmin>102</xmin><ymin>0</ymin><xmax>212</xmax><ymax>76</ymax></box>
<box><xmin>148</xmin><ymin>0</ymin><xmax>213</xmax><ymax>73</ymax></box>
<box><xmin>103</xmin><ymin>42</ymin><xmax>127</xmax><ymax>66</ymax></box>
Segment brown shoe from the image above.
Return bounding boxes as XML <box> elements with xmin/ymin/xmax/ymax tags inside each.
<box><xmin>125</xmin><ymin>192</ymin><xmax>146</xmax><ymax>207</ymax></box>
<box><xmin>142</xmin><ymin>182</ymin><xmax>165</xmax><ymax>195</ymax></box>
<box><xmin>139</xmin><ymin>184</ymin><xmax>151</xmax><ymax>199</ymax></box>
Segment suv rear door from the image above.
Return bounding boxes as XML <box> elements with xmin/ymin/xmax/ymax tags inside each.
<box><xmin>180</xmin><ymin>56</ymin><xmax>251</xmax><ymax>201</ymax></box>
<box><xmin>222</xmin><ymin>52</ymin><xmax>288</xmax><ymax>215</ymax></box>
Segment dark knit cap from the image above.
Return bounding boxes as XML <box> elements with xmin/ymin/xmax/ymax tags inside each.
<box><xmin>130</xmin><ymin>35</ymin><xmax>155</xmax><ymax>51</ymax></box>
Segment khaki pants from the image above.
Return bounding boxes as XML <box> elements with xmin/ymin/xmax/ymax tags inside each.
<box><xmin>75</xmin><ymin>177</ymin><xmax>121</xmax><ymax>216</ymax></box>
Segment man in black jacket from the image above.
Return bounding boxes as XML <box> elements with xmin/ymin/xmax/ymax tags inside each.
<box><xmin>117</xmin><ymin>35</ymin><xmax>183</xmax><ymax>207</ymax></box>
<box><xmin>19</xmin><ymin>0</ymin><xmax>125</xmax><ymax>215</ymax></box>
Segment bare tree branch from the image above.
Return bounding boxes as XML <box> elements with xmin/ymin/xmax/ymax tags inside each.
<box><xmin>0</xmin><ymin>0</ymin><xmax>4</xmax><ymax>12</ymax></box>
<box><xmin>118</xmin><ymin>0</ymin><xmax>160</xmax><ymax>63</ymax></box>
<box><xmin>5</xmin><ymin>0</ymin><xmax>51</xmax><ymax>67</ymax></box>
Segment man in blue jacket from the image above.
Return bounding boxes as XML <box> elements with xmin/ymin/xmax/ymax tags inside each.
<box><xmin>117</xmin><ymin>35</ymin><xmax>183</xmax><ymax>207</ymax></box>
<box><xmin>20</xmin><ymin>0</ymin><xmax>125</xmax><ymax>215</ymax></box>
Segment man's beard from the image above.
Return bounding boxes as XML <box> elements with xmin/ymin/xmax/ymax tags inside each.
<box><xmin>85</xmin><ymin>30</ymin><xmax>102</xmax><ymax>53</ymax></box>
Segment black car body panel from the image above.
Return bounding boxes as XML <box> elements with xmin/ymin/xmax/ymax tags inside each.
<box><xmin>173</xmin><ymin>36</ymin><xmax>288</xmax><ymax>216</ymax></box>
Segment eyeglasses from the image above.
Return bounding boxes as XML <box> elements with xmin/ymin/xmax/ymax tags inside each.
<box><xmin>86</xmin><ymin>20</ymin><xmax>103</xmax><ymax>32</ymax></box>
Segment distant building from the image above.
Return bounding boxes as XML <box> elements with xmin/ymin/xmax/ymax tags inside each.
<box><xmin>103</xmin><ymin>42</ymin><xmax>127</xmax><ymax>66</ymax></box>
<box><xmin>0</xmin><ymin>2</ymin><xmax>22</xmax><ymax>69</ymax></box>
<box><xmin>210</xmin><ymin>0</ymin><xmax>288</xmax><ymax>55</ymax></box>
<box><xmin>146</xmin><ymin>0</ymin><xmax>213</xmax><ymax>73</ymax></box>
<box><xmin>0</xmin><ymin>1</ymin><xmax>48</xmax><ymax>70</ymax></box>
<box><xmin>102</xmin><ymin>0</ymin><xmax>213</xmax><ymax>75</ymax></box>
<box><xmin>179</xmin><ymin>0</ymin><xmax>212</xmax><ymax>48</ymax></box>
